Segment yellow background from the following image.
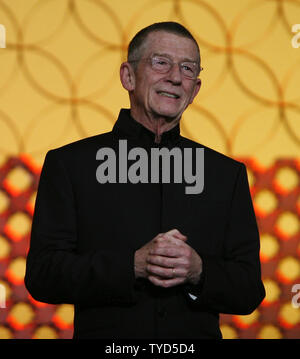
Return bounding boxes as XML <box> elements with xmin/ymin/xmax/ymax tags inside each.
<box><xmin>0</xmin><ymin>0</ymin><xmax>299</xmax><ymax>339</ymax></box>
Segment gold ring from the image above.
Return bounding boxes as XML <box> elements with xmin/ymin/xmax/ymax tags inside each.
<box><xmin>172</xmin><ymin>268</ymin><xmax>176</xmax><ymax>277</ymax></box>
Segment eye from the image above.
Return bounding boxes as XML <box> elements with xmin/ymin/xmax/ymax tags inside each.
<box><xmin>182</xmin><ymin>63</ymin><xmax>193</xmax><ymax>73</ymax></box>
<box><xmin>153</xmin><ymin>57</ymin><xmax>170</xmax><ymax>66</ymax></box>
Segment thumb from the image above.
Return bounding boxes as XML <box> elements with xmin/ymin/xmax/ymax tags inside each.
<box><xmin>166</xmin><ymin>229</ymin><xmax>188</xmax><ymax>241</ymax></box>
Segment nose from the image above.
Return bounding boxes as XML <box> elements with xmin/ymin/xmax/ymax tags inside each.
<box><xmin>167</xmin><ymin>63</ymin><xmax>182</xmax><ymax>85</ymax></box>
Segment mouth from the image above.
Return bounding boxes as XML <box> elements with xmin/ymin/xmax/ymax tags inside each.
<box><xmin>157</xmin><ymin>91</ymin><xmax>180</xmax><ymax>99</ymax></box>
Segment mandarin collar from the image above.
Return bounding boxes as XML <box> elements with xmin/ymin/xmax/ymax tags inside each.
<box><xmin>112</xmin><ymin>109</ymin><xmax>181</xmax><ymax>147</ymax></box>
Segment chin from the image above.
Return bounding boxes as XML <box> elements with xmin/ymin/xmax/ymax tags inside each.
<box><xmin>152</xmin><ymin>107</ymin><xmax>182</xmax><ymax>121</ymax></box>
<box><xmin>154</xmin><ymin>112</ymin><xmax>179</xmax><ymax>122</ymax></box>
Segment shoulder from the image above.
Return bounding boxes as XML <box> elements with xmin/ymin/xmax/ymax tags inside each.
<box><xmin>179</xmin><ymin>135</ymin><xmax>245</xmax><ymax>173</ymax></box>
<box><xmin>45</xmin><ymin>131</ymin><xmax>114</xmax><ymax>160</ymax></box>
<box><xmin>178</xmin><ymin>136</ymin><xmax>249</xmax><ymax>199</ymax></box>
<box><xmin>53</xmin><ymin>131</ymin><xmax>114</xmax><ymax>153</ymax></box>
<box><xmin>40</xmin><ymin>131</ymin><xmax>116</xmax><ymax>175</ymax></box>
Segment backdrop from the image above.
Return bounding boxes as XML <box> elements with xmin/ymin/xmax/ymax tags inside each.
<box><xmin>0</xmin><ymin>0</ymin><xmax>299</xmax><ymax>339</ymax></box>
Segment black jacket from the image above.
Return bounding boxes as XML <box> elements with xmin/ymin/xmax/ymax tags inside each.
<box><xmin>25</xmin><ymin>108</ymin><xmax>265</xmax><ymax>339</ymax></box>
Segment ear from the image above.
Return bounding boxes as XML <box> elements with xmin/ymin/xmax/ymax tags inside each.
<box><xmin>120</xmin><ymin>62</ymin><xmax>135</xmax><ymax>92</ymax></box>
<box><xmin>189</xmin><ymin>78</ymin><xmax>201</xmax><ymax>105</ymax></box>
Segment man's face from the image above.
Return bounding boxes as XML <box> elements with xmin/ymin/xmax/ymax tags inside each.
<box><xmin>128</xmin><ymin>31</ymin><xmax>201</xmax><ymax>122</ymax></box>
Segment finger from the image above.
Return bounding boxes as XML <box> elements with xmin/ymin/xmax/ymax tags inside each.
<box><xmin>147</xmin><ymin>264</ymin><xmax>174</xmax><ymax>278</ymax></box>
<box><xmin>150</xmin><ymin>239</ymin><xmax>192</xmax><ymax>256</ymax></box>
<box><xmin>166</xmin><ymin>229</ymin><xmax>188</xmax><ymax>241</ymax></box>
<box><xmin>156</xmin><ymin>235</ymin><xmax>185</xmax><ymax>247</ymax></box>
<box><xmin>153</xmin><ymin>233</ymin><xmax>164</xmax><ymax>242</ymax></box>
<box><xmin>148</xmin><ymin>275</ymin><xmax>185</xmax><ymax>288</ymax></box>
<box><xmin>147</xmin><ymin>262</ymin><xmax>188</xmax><ymax>279</ymax></box>
<box><xmin>149</xmin><ymin>245</ymin><xmax>182</xmax><ymax>257</ymax></box>
<box><xmin>147</xmin><ymin>254</ymin><xmax>178</xmax><ymax>268</ymax></box>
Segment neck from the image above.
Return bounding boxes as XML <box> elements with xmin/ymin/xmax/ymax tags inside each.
<box><xmin>130</xmin><ymin>108</ymin><xmax>180</xmax><ymax>143</ymax></box>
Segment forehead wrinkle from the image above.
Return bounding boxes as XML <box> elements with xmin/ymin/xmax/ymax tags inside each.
<box><xmin>133</xmin><ymin>31</ymin><xmax>201</xmax><ymax>67</ymax></box>
<box><xmin>152</xmin><ymin>52</ymin><xmax>198</xmax><ymax>63</ymax></box>
<box><xmin>147</xmin><ymin>34</ymin><xmax>200</xmax><ymax>62</ymax></box>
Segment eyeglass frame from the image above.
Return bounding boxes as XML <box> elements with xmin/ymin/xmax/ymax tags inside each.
<box><xmin>128</xmin><ymin>55</ymin><xmax>203</xmax><ymax>80</ymax></box>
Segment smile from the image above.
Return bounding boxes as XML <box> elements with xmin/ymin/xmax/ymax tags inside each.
<box><xmin>157</xmin><ymin>91</ymin><xmax>180</xmax><ymax>99</ymax></box>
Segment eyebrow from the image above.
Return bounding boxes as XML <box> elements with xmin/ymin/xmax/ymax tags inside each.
<box><xmin>152</xmin><ymin>52</ymin><xmax>197</xmax><ymax>63</ymax></box>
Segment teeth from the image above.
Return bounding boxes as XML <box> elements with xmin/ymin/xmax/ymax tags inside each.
<box><xmin>159</xmin><ymin>92</ymin><xmax>178</xmax><ymax>98</ymax></box>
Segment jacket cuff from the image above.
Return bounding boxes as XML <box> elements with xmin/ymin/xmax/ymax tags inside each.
<box><xmin>184</xmin><ymin>263</ymin><xmax>206</xmax><ymax>299</ymax></box>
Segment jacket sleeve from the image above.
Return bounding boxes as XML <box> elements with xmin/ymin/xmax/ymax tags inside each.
<box><xmin>186</xmin><ymin>163</ymin><xmax>265</xmax><ymax>315</ymax></box>
<box><xmin>25</xmin><ymin>150</ymin><xmax>137</xmax><ymax>307</ymax></box>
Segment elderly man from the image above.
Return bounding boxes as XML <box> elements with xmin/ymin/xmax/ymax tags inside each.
<box><xmin>25</xmin><ymin>22</ymin><xmax>265</xmax><ymax>339</ymax></box>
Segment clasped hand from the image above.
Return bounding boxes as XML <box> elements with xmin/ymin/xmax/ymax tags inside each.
<box><xmin>134</xmin><ymin>229</ymin><xmax>202</xmax><ymax>288</ymax></box>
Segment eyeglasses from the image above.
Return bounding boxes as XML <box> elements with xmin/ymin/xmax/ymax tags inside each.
<box><xmin>129</xmin><ymin>55</ymin><xmax>203</xmax><ymax>80</ymax></box>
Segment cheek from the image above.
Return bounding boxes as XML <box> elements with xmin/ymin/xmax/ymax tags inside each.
<box><xmin>135</xmin><ymin>82</ymin><xmax>149</xmax><ymax>104</ymax></box>
<box><xmin>184</xmin><ymin>84</ymin><xmax>198</xmax><ymax>104</ymax></box>
<box><xmin>136</xmin><ymin>78</ymin><xmax>157</xmax><ymax>103</ymax></box>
